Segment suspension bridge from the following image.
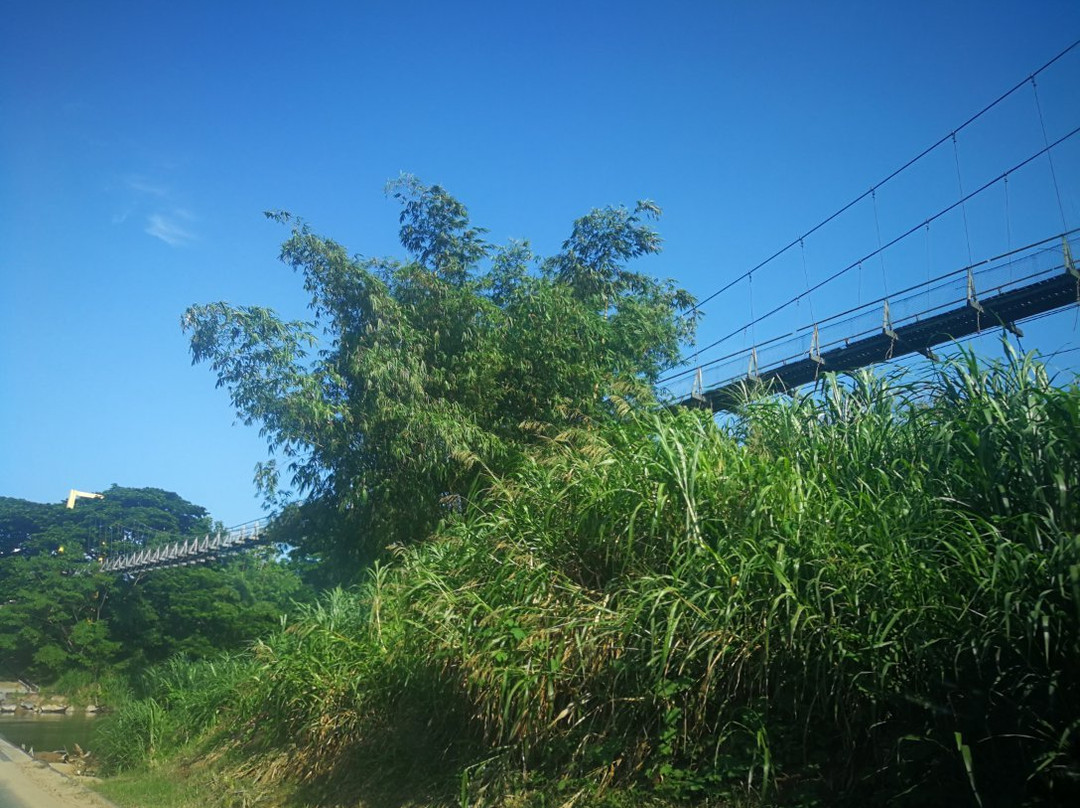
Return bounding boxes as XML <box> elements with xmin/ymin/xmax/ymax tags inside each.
<box><xmin>95</xmin><ymin>43</ymin><xmax>1080</xmax><ymax>575</ymax></box>
<box><xmin>674</xmin><ymin>234</ymin><xmax>1078</xmax><ymax>411</ymax></box>
<box><xmin>97</xmin><ymin>520</ymin><xmax>271</xmax><ymax>575</ymax></box>
<box><xmin>661</xmin><ymin>40</ymin><xmax>1080</xmax><ymax>411</ymax></box>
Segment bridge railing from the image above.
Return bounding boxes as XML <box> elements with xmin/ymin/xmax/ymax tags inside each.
<box><xmin>663</xmin><ymin>234</ymin><xmax>1076</xmax><ymax>404</ymax></box>
<box><xmin>99</xmin><ymin>520</ymin><xmax>269</xmax><ymax>574</ymax></box>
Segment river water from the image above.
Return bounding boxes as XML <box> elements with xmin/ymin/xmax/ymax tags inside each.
<box><xmin>0</xmin><ymin>714</ymin><xmax>98</xmax><ymax>755</ymax></box>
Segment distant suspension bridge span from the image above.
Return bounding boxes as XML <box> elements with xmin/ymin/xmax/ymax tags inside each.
<box><xmin>99</xmin><ymin>520</ymin><xmax>271</xmax><ymax>575</ymax></box>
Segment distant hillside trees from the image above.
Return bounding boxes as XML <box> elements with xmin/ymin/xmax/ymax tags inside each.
<box><xmin>0</xmin><ymin>487</ymin><xmax>309</xmax><ymax>683</ymax></box>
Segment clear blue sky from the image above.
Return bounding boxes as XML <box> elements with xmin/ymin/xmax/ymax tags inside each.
<box><xmin>3</xmin><ymin>1</ymin><xmax>1079</xmax><ymax>527</ymax></box>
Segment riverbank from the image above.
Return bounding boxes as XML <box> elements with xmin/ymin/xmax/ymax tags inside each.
<box><xmin>0</xmin><ymin>712</ymin><xmax>99</xmax><ymax>762</ymax></box>
<box><xmin>0</xmin><ymin>735</ymin><xmax>116</xmax><ymax>808</ymax></box>
<box><xmin>0</xmin><ymin>684</ymin><xmax>107</xmax><ymax>716</ymax></box>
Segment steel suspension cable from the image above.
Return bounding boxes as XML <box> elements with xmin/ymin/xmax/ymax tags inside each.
<box><xmin>660</xmin><ymin>127</ymin><xmax>1080</xmax><ymax>383</ymax></box>
<box><xmin>800</xmin><ymin>238</ymin><xmax>816</xmax><ymax>322</ymax></box>
<box><xmin>662</xmin><ymin>227</ymin><xmax>1080</xmax><ymax>384</ymax></box>
<box><xmin>1004</xmin><ymin>175</ymin><xmax>1013</xmax><ymax>255</ymax></box>
<box><xmin>924</xmin><ymin>221</ymin><xmax>932</xmax><ymax>312</ymax></box>
<box><xmin>952</xmin><ymin>134</ymin><xmax>975</xmax><ymax>267</ymax></box>
<box><xmin>680</xmin><ymin>38</ymin><xmax>1080</xmax><ymax>319</ymax></box>
<box><xmin>1032</xmin><ymin>77</ymin><xmax>1070</xmax><ymax>231</ymax></box>
<box><xmin>872</xmin><ymin>189</ymin><xmax>889</xmax><ymax>296</ymax></box>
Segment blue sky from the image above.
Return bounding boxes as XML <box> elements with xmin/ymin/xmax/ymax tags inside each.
<box><xmin>2</xmin><ymin>1</ymin><xmax>1079</xmax><ymax>527</ymax></box>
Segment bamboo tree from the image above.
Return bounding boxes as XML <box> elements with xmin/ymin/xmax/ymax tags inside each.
<box><xmin>183</xmin><ymin>177</ymin><xmax>695</xmax><ymax>580</ymax></box>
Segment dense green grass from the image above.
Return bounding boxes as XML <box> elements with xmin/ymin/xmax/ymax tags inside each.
<box><xmin>93</xmin><ymin>769</ymin><xmax>210</xmax><ymax>808</ymax></box>
<box><xmin>97</xmin><ymin>349</ymin><xmax>1080</xmax><ymax>806</ymax></box>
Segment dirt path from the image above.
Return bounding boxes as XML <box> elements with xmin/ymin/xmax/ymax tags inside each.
<box><xmin>0</xmin><ymin>736</ymin><xmax>117</xmax><ymax>808</ymax></box>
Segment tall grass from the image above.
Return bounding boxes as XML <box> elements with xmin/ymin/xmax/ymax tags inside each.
<box><xmin>95</xmin><ymin>697</ymin><xmax>175</xmax><ymax>773</ymax></box>
<box><xmin>372</xmin><ymin>348</ymin><xmax>1080</xmax><ymax>804</ymax></box>
<box><xmin>95</xmin><ymin>654</ymin><xmax>255</xmax><ymax>773</ymax></box>
<box><xmin>99</xmin><ymin>349</ymin><xmax>1080</xmax><ymax>805</ymax></box>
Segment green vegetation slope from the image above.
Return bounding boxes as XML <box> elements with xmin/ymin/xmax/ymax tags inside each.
<box><xmin>96</xmin><ymin>351</ymin><xmax>1080</xmax><ymax>806</ymax></box>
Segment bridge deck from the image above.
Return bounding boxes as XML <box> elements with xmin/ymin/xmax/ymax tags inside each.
<box><xmin>100</xmin><ymin>521</ymin><xmax>269</xmax><ymax>574</ymax></box>
<box><xmin>681</xmin><ymin>270</ymin><xmax>1079</xmax><ymax>412</ymax></box>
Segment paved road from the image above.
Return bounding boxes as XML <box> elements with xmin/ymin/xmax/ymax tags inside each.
<box><xmin>0</xmin><ymin>736</ymin><xmax>115</xmax><ymax>808</ymax></box>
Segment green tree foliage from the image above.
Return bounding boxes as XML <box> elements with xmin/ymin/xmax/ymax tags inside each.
<box><xmin>0</xmin><ymin>488</ymin><xmax>309</xmax><ymax>683</ymax></box>
<box><xmin>88</xmin><ymin>487</ymin><xmax>214</xmax><ymax>540</ymax></box>
<box><xmin>0</xmin><ymin>497</ymin><xmax>59</xmax><ymax>557</ymax></box>
<box><xmin>0</xmin><ymin>486</ymin><xmax>213</xmax><ymax>560</ymax></box>
<box><xmin>110</xmin><ymin>551</ymin><xmax>308</xmax><ymax>666</ymax></box>
<box><xmin>0</xmin><ymin>549</ymin><xmax>119</xmax><ymax>680</ymax></box>
<box><xmin>182</xmin><ymin>177</ymin><xmax>696</xmax><ymax>577</ymax></box>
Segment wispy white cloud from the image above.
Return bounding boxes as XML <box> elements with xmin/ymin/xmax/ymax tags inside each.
<box><xmin>111</xmin><ymin>173</ymin><xmax>199</xmax><ymax>246</ymax></box>
<box><xmin>145</xmin><ymin>210</ymin><xmax>196</xmax><ymax>247</ymax></box>
<box><xmin>125</xmin><ymin>176</ymin><xmax>169</xmax><ymax>197</ymax></box>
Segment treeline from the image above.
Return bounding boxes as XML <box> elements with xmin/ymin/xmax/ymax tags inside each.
<box><xmin>0</xmin><ymin>486</ymin><xmax>311</xmax><ymax>686</ymax></box>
